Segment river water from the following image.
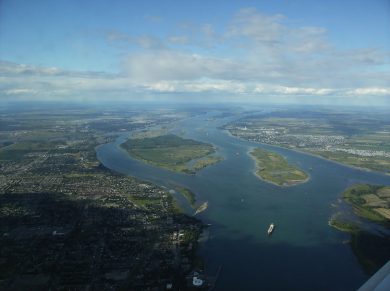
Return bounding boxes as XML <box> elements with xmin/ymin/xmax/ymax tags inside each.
<box><xmin>96</xmin><ymin>111</ymin><xmax>390</xmax><ymax>291</ymax></box>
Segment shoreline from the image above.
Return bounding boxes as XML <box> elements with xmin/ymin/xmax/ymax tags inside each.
<box><xmin>225</xmin><ymin>129</ymin><xmax>389</xmax><ymax>177</ymax></box>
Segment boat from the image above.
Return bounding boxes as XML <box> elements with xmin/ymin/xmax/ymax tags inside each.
<box><xmin>267</xmin><ymin>223</ymin><xmax>275</xmax><ymax>235</ymax></box>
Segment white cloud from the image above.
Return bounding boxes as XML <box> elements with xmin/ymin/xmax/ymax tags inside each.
<box><xmin>1</xmin><ymin>59</ymin><xmax>388</xmax><ymax>103</ymax></box>
<box><xmin>114</xmin><ymin>8</ymin><xmax>388</xmax><ymax>89</ymax></box>
<box><xmin>144</xmin><ymin>80</ymin><xmax>247</xmax><ymax>94</ymax></box>
<box><xmin>274</xmin><ymin>86</ymin><xmax>334</xmax><ymax>95</ymax></box>
<box><xmin>0</xmin><ymin>61</ymin><xmax>62</xmax><ymax>76</ymax></box>
<box><xmin>4</xmin><ymin>88</ymin><xmax>39</xmax><ymax>95</ymax></box>
<box><xmin>124</xmin><ymin>50</ymin><xmax>239</xmax><ymax>82</ymax></box>
<box><xmin>145</xmin><ymin>81</ymin><xmax>177</xmax><ymax>92</ymax></box>
<box><xmin>346</xmin><ymin>87</ymin><xmax>390</xmax><ymax>96</ymax></box>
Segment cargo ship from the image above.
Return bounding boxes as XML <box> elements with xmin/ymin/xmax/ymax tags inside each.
<box><xmin>267</xmin><ymin>223</ymin><xmax>275</xmax><ymax>235</ymax></box>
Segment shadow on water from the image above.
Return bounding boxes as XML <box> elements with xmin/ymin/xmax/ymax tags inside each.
<box><xmin>348</xmin><ymin>231</ymin><xmax>390</xmax><ymax>275</ymax></box>
<box><xmin>200</xmin><ymin>233</ymin><xmax>367</xmax><ymax>291</ymax></box>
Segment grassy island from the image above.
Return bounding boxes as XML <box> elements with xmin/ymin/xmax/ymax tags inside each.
<box><xmin>121</xmin><ymin>134</ymin><xmax>221</xmax><ymax>174</ymax></box>
<box><xmin>249</xmin><ymin>148</ymin><xmax>308</xmax><ymax>186</ymax></box>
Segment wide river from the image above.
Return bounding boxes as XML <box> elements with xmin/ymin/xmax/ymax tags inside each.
<box><xmin>96</xmin><ymin>111</ymin><xmax>390</xmax><ymax>291</ymax></box>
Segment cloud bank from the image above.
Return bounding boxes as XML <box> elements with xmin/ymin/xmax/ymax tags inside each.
<box><xmin>1</xmin><ymin>8</ymin><xmax>389</xmax><ymax>105</ymax></box>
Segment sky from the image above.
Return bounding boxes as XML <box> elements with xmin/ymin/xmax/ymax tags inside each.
<box><xmin>0</xmin><ymin>0</ymin><xmax>389</xmax><ymax>105</ymax></box>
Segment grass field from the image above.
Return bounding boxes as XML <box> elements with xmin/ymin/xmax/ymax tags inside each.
<box><xmin>250</xmin><ymin>147</ymin><xmax>308</xmax><ymax>186</ymax></box>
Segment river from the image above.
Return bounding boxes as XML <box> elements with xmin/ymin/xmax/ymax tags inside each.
<box><xmin>96</xmin><ymin>110</ymin><xmax>390</xmax><ymax>291</ymax></box>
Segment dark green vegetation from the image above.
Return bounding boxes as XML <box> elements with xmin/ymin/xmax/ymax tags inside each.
<box><xmin>250</xmin><ymin>148</ymin><xmax>308</xmax><ymax>186</ymax></box>
<box><xmin>328</xmin><ymin>216</ymin><xmax>360</xmax><ymax>233</ymax></box>
<box><xmin>225</xmin><ymin>109</ymin><xmax>390</xmax><ymax>174</ymax></box>
<box><xmin>330</xmin><ymin>184</ymin><xmax>390</xmax><ymax>274</ymax></box>
<box><xmin>121</xmin><ymin>134</ymin><xmax>221</xmax><ymax>174</ymax></box>
<box><xmin>0</xmin><ymin>107</ymin><xmax>205</xmax><ymax>290</ymax></box>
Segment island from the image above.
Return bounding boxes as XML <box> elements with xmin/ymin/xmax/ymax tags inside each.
<box><xmin>120</xmin><ymin>134</ymin><xmax>222</xmax><ymax>174</ymax></box>
<box><xmin>329</xmin><ymin>184</ymin><xmax>390</xmax><ymax>273</ymax></box>
<box><xmin>249</xmin><ymin>147</ymin><xmax>309</xmax><ymax>186</ymax></box>
<box><xmin>171</xmin><ymin>185</ymin><xmax>209</xmax><ymax>215</ymax></box>
<box><xmin>172</xmin><ymin>186</ymin><xmax>197</xmax><ymax>208</ymax></box>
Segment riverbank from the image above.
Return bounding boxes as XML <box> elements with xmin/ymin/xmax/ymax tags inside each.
<box><xmin>223</xmin><ymin>128</ymin><xmax>389</xmax><ymax>177</ymax></box>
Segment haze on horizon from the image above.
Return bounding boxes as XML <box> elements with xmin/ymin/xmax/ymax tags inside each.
<box><xmin>0</xmin><ymin>0</ymin><xmax>389</xmax><ymax>106</ymax></box>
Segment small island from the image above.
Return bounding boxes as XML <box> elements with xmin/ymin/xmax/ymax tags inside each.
<box><xmin>173</xmin><ymin>186</ymin><xmax>197</xmax><ymax>208</ymax></box>
<box><xmin>171</xmin><ymin>185</ymin><xmax>209</xmax><ymax>216</ymax></box>
<box><xmin>121</xmin><ymin>134</ymin><xmax>222</xmax><ymax>174</ymax></box>
<box><xmin>249</xmin><ymin>147</ymin><xmax>309</xmax><ymax>186</ymax></box>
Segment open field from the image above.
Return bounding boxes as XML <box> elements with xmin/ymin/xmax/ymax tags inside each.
<box><xmin>121</xmin><ymin>134</ymin><xmax>221</xmax><ymax>174</ymax></box>
<box><xmin>249</xmin><ymin>147</ymin><xmax>308</xmax><ymax>186</ymax></box>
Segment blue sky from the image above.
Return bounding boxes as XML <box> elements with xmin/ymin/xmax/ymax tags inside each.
<box><xmin>0</xmin><ymin>0</ymin><xmax>389</xmax><ymax>104</ymax></box>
